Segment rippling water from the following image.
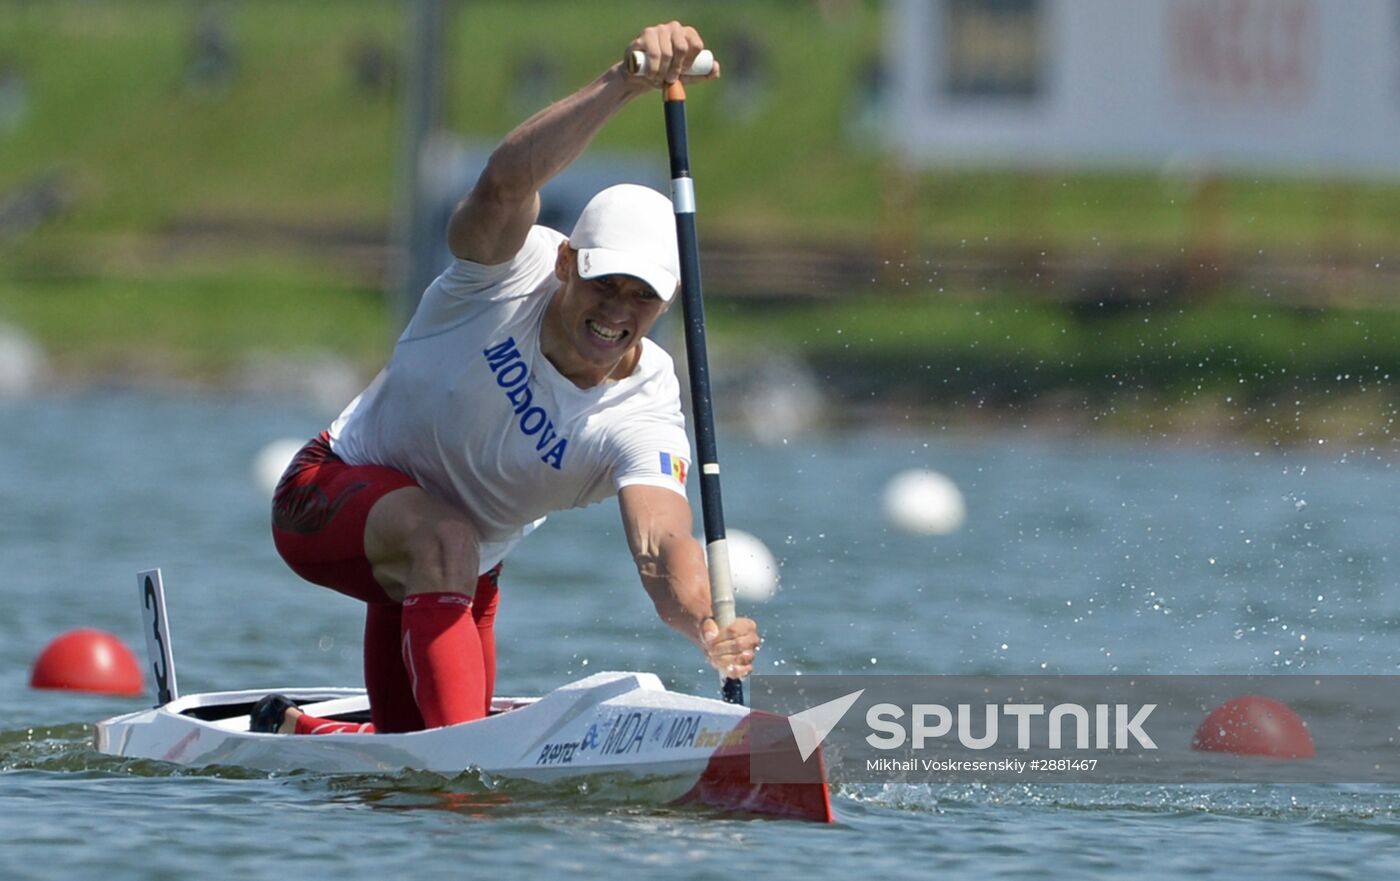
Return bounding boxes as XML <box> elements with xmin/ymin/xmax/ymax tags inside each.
<box><xmin>4</xmin><ymin>391</ymin><xmax>1399</xmax><ymax>879</ymax></box>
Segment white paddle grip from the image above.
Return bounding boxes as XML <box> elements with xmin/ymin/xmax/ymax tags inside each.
<box><xmin>626</xmin><ymin>48</ymin><xmax>715</xmax><ymax>78</ymax></box>
<box><xmin>706</xmin><ymin>537</ymin><xmax>737</xmax><ymax>629</ymax></box>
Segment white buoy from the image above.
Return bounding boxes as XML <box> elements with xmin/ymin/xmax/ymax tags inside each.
<box><xmin>0</xmin><ymin>322</ymin><xmax>47</xmax><ymax>396</ymax></box>
<box><xmin>251</xmin><ymin>438</ymin><xmax>307</xmax><ymax>497</ymax></box>
<box><xmin>883</xmin><ymin>469</ymin><xmax>966</xmax><ymax>535</ymax></box>
<box><xmin>724</xmin><ymin>529</ymin><xmax>780</xmax><ymax>602</ymax></box>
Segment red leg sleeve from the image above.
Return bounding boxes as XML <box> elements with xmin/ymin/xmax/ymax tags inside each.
<box><xmin>363</xmin><ymin>603</ymin><xmax>426</xmax><ymax>733</ymax></box>
<box><xmin>400</xmin><ymin>592</ymin><xmax>485</xmax><ymax>728</ymax></box>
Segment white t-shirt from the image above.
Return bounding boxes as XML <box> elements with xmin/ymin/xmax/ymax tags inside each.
<box><xmin>333</xmin><ymin>226</ymin><xmax>694</xmax><ymax>571</ymax></box>
<box><xmin>329</xmin><ymin>226</ymin><xmax>692</xmax><ymax>571</ymax></box>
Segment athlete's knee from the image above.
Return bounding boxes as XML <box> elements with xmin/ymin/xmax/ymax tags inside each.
<box><xmin>365</xmin><ymin>488</ymin><xmax>482</xmax><ymax>600</ymax></box>
<box><xmin>406</xmin><ymin>517</ymin><xmax>482</xmax><ymax>595</ymax></box>
<box><xmin>412</xmin><ymin>517</ymin><xmax>478</xmax><ymax>565</ymax></box>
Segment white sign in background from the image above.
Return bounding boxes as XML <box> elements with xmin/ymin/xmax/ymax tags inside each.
<box><xmin>887</xmin><ymin>0</ymin><xmax>1400</xmax><ymax>178</ymax></box>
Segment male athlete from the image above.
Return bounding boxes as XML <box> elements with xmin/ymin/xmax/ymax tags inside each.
<box><xmin>256</xmin><ymin>22</ymin><xmax>759</xmax><ymax>735</ymax></box>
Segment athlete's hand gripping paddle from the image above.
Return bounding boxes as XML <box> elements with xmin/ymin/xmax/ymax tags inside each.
<box><xmin>625</xmin><ymin>49</ymin><xmax>716</xmax><ymax>79</ymax></box>
<box><xmin>628</xmin><ymin>48</ymin><xmax>743</xmax><ymax>705</ymax></box>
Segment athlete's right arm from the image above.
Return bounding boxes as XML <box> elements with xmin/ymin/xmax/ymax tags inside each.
<box><xmin>618</xmin><ymin>484</ymin><xmax>760</xmax><ymax>678</ymax></box>
<box><xmin>447</xmin><ymin>22</ymin><xmax>714</xmax><ymax>265</ymax></box>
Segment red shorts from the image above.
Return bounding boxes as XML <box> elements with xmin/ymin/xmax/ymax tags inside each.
<box><xmin>271</xmin><ymin>432</ymin><xmax>419</xmax><ymax>604</ymax></box>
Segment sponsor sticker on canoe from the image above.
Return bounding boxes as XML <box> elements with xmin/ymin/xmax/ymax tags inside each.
<box><xmin>535</xmin><ymin>712</ymin><xmax>707</xmax><ymax>766</ymax></box>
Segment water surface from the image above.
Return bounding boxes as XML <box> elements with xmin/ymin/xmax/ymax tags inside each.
<box><xmin>3</xmin><ymin>392</ymin><xmax>1398</xmax><ymax>879</ymax></box>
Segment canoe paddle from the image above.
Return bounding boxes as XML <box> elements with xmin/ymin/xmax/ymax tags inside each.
<box><xmin>627</xmin><ymin>48</ymin><xmax>743</xmax><ymax>705</ymax></box>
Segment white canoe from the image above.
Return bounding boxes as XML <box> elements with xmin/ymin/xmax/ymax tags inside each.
<box><xmin>94</xmin><ymin>670</ymin><xmax>833</xmax><ymax>822</ymax></box>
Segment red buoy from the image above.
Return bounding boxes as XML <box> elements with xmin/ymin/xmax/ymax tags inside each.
<box><xmin>30</xmin><ymin>629</ymin><xmax>144</xmax><ymax>696</ymax></box>
<box><xmin>1191</xmin><ymin>694</ymin><xmax>1315</xmax><ymax>759</ymax></box>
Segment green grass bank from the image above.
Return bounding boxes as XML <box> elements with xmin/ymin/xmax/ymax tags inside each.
<box><xmin>7</xmin><ymin>1</ymin><xmax>1400</xmax><ymax>249</ymax></box>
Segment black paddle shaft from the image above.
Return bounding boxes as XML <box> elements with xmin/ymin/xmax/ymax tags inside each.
<box><xmin>663</xmin><ymin>88</ymin><xmax>744</xmax><ymax>707</ymax></box>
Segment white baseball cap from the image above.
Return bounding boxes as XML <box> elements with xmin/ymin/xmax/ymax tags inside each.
<box><xmin>569</xmin><ymin>184</ymin><xmax>680</xmax><ymax>302</ymax></box>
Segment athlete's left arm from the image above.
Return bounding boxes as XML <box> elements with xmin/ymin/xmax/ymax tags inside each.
<box><xmin>618</xmin><ymin>484</ymin><xmax>760</xmax><ymax>678</ymax></box>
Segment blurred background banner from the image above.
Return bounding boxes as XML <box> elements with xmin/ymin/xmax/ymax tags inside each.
<box><xmin>889</xmin><ymin>0</ymin><xmax>1400</xmax><ymax>178</ymax></box>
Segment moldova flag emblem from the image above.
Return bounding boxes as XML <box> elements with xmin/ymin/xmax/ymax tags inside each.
<box><xmin>659</xmin><ymin>452</ymin><xmax>689</xmax><ymax>485</ymax></box>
